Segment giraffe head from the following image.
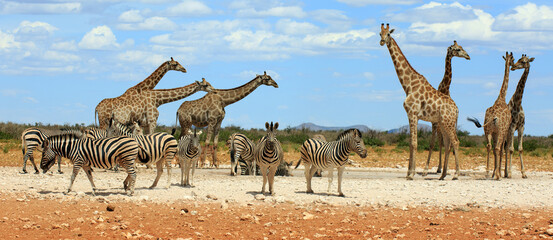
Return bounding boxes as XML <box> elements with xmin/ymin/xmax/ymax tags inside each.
<box><xmin>166</xmin><ymin>57</ymin><xmax>187</xmax><ymax>73</ymax></box>
<box><xmin>256</xmin><ymin>71</ymin><xmax>279</xmax><ymax>88</ymax></box>
<box><xmin>379</xmin><ymin>23</ymin><xmax>395</xmax><ymax>46</ymax></box>
<box><xmin>511</xmin><ymin>54</ymin><xmax>534</xmax><ymax>71</ymax></box>
<box><xmin>448</xmin><ymin>40</ymin><xmax>470</xmax><ymax>60</ymax></box>
<box><xmin>502</xmin><ymin>51</ymin><xmax>515</xmax><ymax>67</ymax></box>
<box><xmin>195</xmin><ymin>78</ymin><xmax>215</xmax><ymax>93</ymax></box>
<box><xmin>264</xmin><ymin>121</ymin><xmax>279</xmax><ymax>150</ymax></box>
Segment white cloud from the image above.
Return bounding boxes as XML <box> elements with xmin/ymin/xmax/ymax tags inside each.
<box><xmin>302</xmin><ymin>29</ymin><xmax>375</xmax><ymax>50</ymax></box>
<box><xmin>51</xmin><ymin>41</ymin><xmax>78</xmax><ymax>51</ymax></box>
<box><xmin>0</xmin><ymin>1</ymin><xmax>81</xmax><ymax>14</ymax></box>
<box><xmin>237</xmin><ymin>6</ymin><xmax>307</xmax><ymax>18</ymax></box>
<box><xmin>43</xmin><ymin>50</ymin><xmax>80</xmax><ymax>62</ymax></box>
<box><xmin>15</xmin><ymin>21</ymin><xmax>58</xmax><ymax>36</ymax></box>
<box><xmin>275</xmin><ymin>19</ymin><xmax>319</xmax><ymax>35</ymax></box>
<box><xmin>494</xmin><ymin>3</ymin><xmax>553</xmax><ymax>31</ymax></box>
<box><xmin>118</xmin><ymin>10</ymin><xmax>144</xmax><ymax>23</ymax></box>
<box><xmin>78</xmin><ymin>26</ymin><xmax>119</xmax><ymax>50</ymax></box>
<box><xmin>337</xmin><ymin>0</ymin><xmax>420</xmax><ymax>7</ymax></box>
<box><xmin>0</xmin><ymin>30</ymin><xmax>19</xmax><ymax>50</ymax></box>
<box><xmin>118</xmin><ymin>17</ymin><xmax>177</xmax><ymax>31</ymax></box>
<box><xmin>117</xmin><ymin>50</ymin><xmax>166</xmax><ymax>68</ymax></box>
<box><xmin>310</xmin><ymin>9</ymin><xmax>351</xmax><ymax>30</ymax></box>
<box><xmin>165</xmin><ymin>0</ymin><xmax>212</xmax><ymax>16</ymax></box>
<box><xmin>389</xmin><ymin>2</ymin><xmax>477</xmax><ymax>23</ymax></box>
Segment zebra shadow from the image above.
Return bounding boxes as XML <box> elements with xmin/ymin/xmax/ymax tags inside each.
<box><xmin>37</xmin><ymin>189</ymin><xmax>130</xmax><ymax>197</ymax></box>
<box><xmin>294</xmin><ymin>191</ymin><xmax>347</xmax><ymax>198</ymax></box>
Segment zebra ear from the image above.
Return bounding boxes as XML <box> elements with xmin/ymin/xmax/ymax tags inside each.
<box><xmin>265</xmin><ymin>122</ymin><xmax>270</xmax><ymax>130</ymax></box>
<box><xmin>42</xmin><ymin>139</ymin><xmax>49</xmax><ymax>150</ymax></box>
<box><xmin>274</xmin><ymin>122</ymin><xmax>279</xmax><ymax>130</ymax></box>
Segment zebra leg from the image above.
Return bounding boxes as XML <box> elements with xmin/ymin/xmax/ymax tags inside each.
<box><xmin>337</xmin><ymin>166</ymin><xmax>345</xmax><ymax>197</ymax></box>
<box><xmin>305</xmin><ymin>163</ymin><xmax>318</xmax><ymax>194</ymax></box>
<box><xmin>29</xmin><ymin>155</ymin><xmax>40</xmax><ymax>174</ymax></box>
<box><xmin>21</xmin><ymin>153</ymin><xmax>30</xmax><ymax>174</ymax></box>
<box><xmin>67</xmin><ymin>164</ymin><xmax>82</xmax><ymax>194</ymax></box>
<box><xmin>190</xmin><ymin>157</ymin><xmax>198</xmax><ymax>186</ymax></box>
<box><xmin>260</xmin><ymin>165</ymin><xmax>268</xmax><ymax>194</ymax></box>
<box><xmin>57</xmin><ymin>155</ymin><xmax>63</xmax><ymax>174</ymax></box>
<box><xmin>82</xmin><ymin>165</ymin><xmax>97</xmax><ymax>195</ymax></box>
<box><xmin>149</xmin><ymin>161</ymin><xmax>164</xmax><ymax>189</ymax></box>
<box><xmin>268</xmin><ymin>165</ymin><xmax>277</xmax><ymax>196</ymax></box>
<box><xmin>184</xmin><ymin>159</ymin><xmax>191</xmax><ymax>186</ymax></box>
<box><xmin>180</xmin><ymin>157</ymin><xmax>185</xmax><ymax>186</ymax></box>
<box><xmin>327</xmin><ymin>167</ymin><xmax>334</xmax><ymax>194</ymax></box>
<box><xmin>165</xmin><ymin>157</ymin><xmax>172</xmax><ymax>189</ymax></box>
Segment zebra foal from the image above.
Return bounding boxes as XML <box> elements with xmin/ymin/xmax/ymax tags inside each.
<box><xmin>254</xmin><ymin>122</ymin><xmax>284</xmax><ymax>195</ymax></box>
<box><xmin>107</xmin><ymin>120</ymin><xmax>178</xmax><ymax>189</ymax></box>
<box><xmin>177</xmin><ymin>129</ymin><xmax>202</xmax><ymax>186</ymax></box>
<box><xmin>228</xmin><ymin>133</ymin><xmax>256</xmax><ymax>176</ymax></box>
<box><xmin>21</xmin><ymin>127</ymin><xmax>83</xmax><ymax>174</ymax></box>
<box><xmin>40</xmin><ymin>134</ymin><xmax>140</xmax><ymax>195</ymax></box>
<box><xmin>295</xmin><ymin>128</ymin><xmax>367</xmax><ymax>197</ymax></box>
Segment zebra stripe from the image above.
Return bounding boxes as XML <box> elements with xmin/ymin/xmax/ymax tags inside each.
<box><xmin>228</xmin><ymin>133</ymin><xmax>256</xmax><ymax>176</ymax></box>
<box><xmin>85</xmin><ymin>122</ymin><xmax>142</xmax><ymax>140</ymax></box>
<box><xmin>21</xmin><ymin>127</ymin><xmax>82</xmax><ymax>174</ymax></box>
<box><xmin>40</xmin><ymin>134</ymin><xmax>140</xmax><ymax>196</ymax></box>
<box><xmin>295</xmin><ymin>128</ymin><xmax>368</xmax><ymax>197</ymax></box>
<box><xmin>107</xmin><ymin>122</ymin><xmax>178</xmax><ymax>189</ymax></box>
<box><xmin>177</xmin><ymin>129</ymin><xmax>202</xmax><ymax>186</ymax></box>
<box><xmin>254</xmin><ymin>122</ymin><xmax>283</xmax><ymax>195</ymax></box>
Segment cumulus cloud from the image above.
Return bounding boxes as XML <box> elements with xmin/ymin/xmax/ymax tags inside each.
<box><xmin>51</xmin><ymin>41</ymin><xmax>78</xmax><ymax>51</ymax></box>
<box><xmin>0</xmin><ymin>30</ymin><xmax>19</xmax><ymax>50</ymax></box>
<box><xmin>0</xmin><ymin>1</ymin><xmax>81</xmax><ymax>14</ymax></box>
<box><xmin>337</xmin><ymin>0</ymin><xmax>420</xmax><ymax>7</ymax></box>
<box><xmin>78</xmin><ymin>26</ymin><xmax>119</xmax><ymax>50</ymax></box>
<box><xmin>118</xmin><ymin>17</ymin><xmax>178</xmax><ymax>31</ymax></box>
<box><xmin>310</xmin><ymin>9</ymin><xmax>351</xmax><ymax>30</ymax></box>
<box><xmin>117</xmin><ymin>50</ymin><xmax>166</xmax><ymax>67</ymax></box>
<box><xmin>237</xmin><ymin>6</ymin><xmax>307</xmax><ymax>18</ymax></box>
<box><xmin>388</xmin><ymin>2</ymin><xmax>478</xmax><ymax>23</ymax></box>
<box><xmin>165</xmin><ymin>0</ymin><xmax>212</xmax><ymax>16</ymax></box>
<box><xmin>275</xmin><ymin>19</ymin><xmax>319</xmax><ymax>35</ymax></box>
<box><xmin>118</xmin><ymin>10</ymin><xmax>144</xmax><ymax>23</ymax></box>
<box><xmin>494</xmin><ymin>3</ymin><xmax>553</xmax><ymax>31</ymax></box>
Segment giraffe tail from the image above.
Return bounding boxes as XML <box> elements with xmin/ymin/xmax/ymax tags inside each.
<box><xmin>94</xmin><ymin>109</ymin><xmax>98</xmax><ymax>127</ymax></box>
<box><xmin>466</xmin><ymin>117</ymin><xmax>482</xmax><ymax>128</ymax></box>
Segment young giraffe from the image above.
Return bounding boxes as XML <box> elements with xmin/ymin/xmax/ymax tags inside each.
<box><xmin>95</xmin><ymin>57</ymin><xmax>187</xmax><ymax>132</ymax></box>
<box><xmin>504</xmin><ymin>54</ymin><xmax>534</xmax><ymax>179</ymax></box>
<box><xmin>423</xmin><ymin>41</ymin><xmax>470</xmax><ymax>176</ymax></box>
<box><xmin>176</xmin><ymin>72</ymin><xmax>279</xmax><ymax>167</ymax></box>
<box><xmin>379</xmin><ymin>23</ymin><xmax>461</xmax><ymax>180</ymax></box>
<box><xmin>468</xmin><ymin>52</ymin><xmax>515</xmax><ymax>180</ymax></box>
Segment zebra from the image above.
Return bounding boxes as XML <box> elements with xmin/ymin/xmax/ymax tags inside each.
<box><xmin>20</xmin><ymin>127</ymin><xmax>83</xmax><ymax>174</ymax></box>
<box><xmin>107</xmin><ymin>120</ymin><xmax>178</xmax><ymax>189</ymax></box>
<box><xmin>254</xmin><ymin>122</ymin><xmax>284</xmax><ymax>195</ymax></box>
<box><xmin>295</xmin><ymin>128</ymin><xmax>367</xmax><ymax>197</ymax></box>
<box><xmin>228</xmin><ymin>133</ymin><xmax>256</xmax><ymax>176</ymax></box>
<box><xmin>39</xmin><ymin>133</ymin><xmax>140</xmax><ymax>196</ymax></box>
<box><xmin>177</xmin><ymin>129</ymin><xmax>202</xmax><ymax>186</ymax></box>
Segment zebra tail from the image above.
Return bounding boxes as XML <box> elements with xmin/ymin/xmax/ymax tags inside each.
<box><xmin>230</xmin><ymin>149</ymin><xmax>236</xmax><ymax>163</ymax></box>
<box><xmin>21</xmin><ymin>134</ymin><xmax>26</xmax><ymax>155</ymax></box>
<box><xmin>294</xmin><ymin>159</ymin><xmax>302</xmax><ymax>169</ymax></box>
<box><xmin>466</xmin><ymin>117</ymin><xmax>482</xmax><ymax>128</ymax></box>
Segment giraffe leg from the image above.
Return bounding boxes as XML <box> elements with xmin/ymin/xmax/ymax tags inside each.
<box><xmin>505</xmin><ymin>129</ymin><xmax>515</xmax><ymax>179</ymax></box>
<box><xmin>485</xmin><ymin>134</ymin><xmax>492</xmax><ymax>178</ymax></box>
<box><xmin>203</xmin><ymin>123</ymin><xmax>215</xmax><ymax>168</ymax></box>
<box><xmin>517</xmin><ymin>126</ymin><xmax>527</xmax><ymax>178</ymax></box>
<box><xmin>337</xmin><ymin>166</ymin><xmax>345</xmax><ymax>197</ymax></box>
<box><xmin>423</xmin><ymin>124</ymin><xmax>438</xmax><ymax>176</ymax></box>
<box><xmin>211</xmin><ymin>121</ymin><xmax>223</xmax><ymax>168</ymax></box>
<box><xmin>444</xmin><ymin>125</ymin><xmax>461</xmax><ymax>180</ymax></box>
<box><xmin>439</xmin><ymin>135</ymin><xmax>451</xmax><ymax>180</ymax></box>
<box><xmin>493</xmin><ymin>137</ymin><xmax>503</xmax><ymax>180</ymax></box>
<box><xmin>437</xmin><ymin>135</ymin><xmax>443</xmax><ymax>174</ymax></box>
<box><xmin>407</xmin><ymin>117</ymin><xmax>418</xmax><ymax>180</ymax></box>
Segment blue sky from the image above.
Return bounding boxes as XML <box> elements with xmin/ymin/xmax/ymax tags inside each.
<box><xmin>0</xmin><ymin>0</ymin><xmax>552</xmax><ymax>136</ymax></box>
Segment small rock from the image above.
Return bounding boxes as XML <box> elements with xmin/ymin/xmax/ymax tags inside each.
<box><xmin>240</xmin><ymin>214</ymin><xmax>253</xmax><ymax>221</ymax></box>
<box><xmin>181</xmin><ymin>208</ymin><xmax>189</xmax><ymax>213</ymax></box>
<box><xmin>106</xmin><ymin>205</ymin><xmax>115</xmax><ymax>212</ymax></box>
<box><xmin>197</xmin><ymin>217</ymin><xmax>206</xmax><ymax>222</ymax></box>
<box><xmin>264</xmin><ymin>222</ymin><xmax>273</xmax><ymax>227</ymax></box>
<box><xmin>546</xmin><ymin>228</ymin><xmax>553</xmax><ymax>236</ymax></box>
<box><xmin>522</xmin><ymin>213</ymin><xmax>532</xmax><ymax>219</ymax></box>
<box><xmin>255</xmin><ymin>194</ymin><xmax>266</xmax><ymax>201</ymax></box>
<box><xmin>190</xmin><ymin>210</ymin><xmax>198</xmax><ymax>216</ymax></box>
<box><xmin>220</xmin><ymin>202</ymin><xmax>228</xmax><ymax>210</ymax></box>
<box><xmin>302</xmin><ymin>212</ymin><xmax>315</xmax><ymax>220</ymax></box>
<box><xmin>206</xmin><ymin>194</ymin><xmax>217</xmax><ymax>200</ymax></box>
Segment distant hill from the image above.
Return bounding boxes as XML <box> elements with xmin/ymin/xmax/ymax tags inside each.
<box><xmin>293</xmin><ymin>122</ymin><xmax>371</xmax><ymax>132</ymax></box>
<box><xmin>387</xmin><ymin>123</ymin><xmax>432</xmax><ymax>134</ymax></box>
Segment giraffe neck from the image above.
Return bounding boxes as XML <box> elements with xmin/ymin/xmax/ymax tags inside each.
<box><xmin>132</xmin><ymin>61</ymin><xmax>169</xmax><ymax>91</ymax></box>
<box><xmin>495</xmin><ymin>59</ymin><xmax>511</xmax><ymax>104</ymax></box>
<box><xmin>438</xmin><ymin>52</ymin><xmax>453</xmax><ymax>95</ymax></box>
<box><xmin>214</xmin><ymin>78</ymin><xmax>262</xmax><ymax>106</ymax></box>
<box><xmin>508</xmin><ymin>65</ymin><xmax>530</xmax><ymax>109</ymax></box>
<box><xmin>386</xmin><ymin>38</ymin><xmax>422</xmax><ymax>95</ymax></box>
<box><xmin>153</xmin><ymin>82</ymin><xmax>199</xmax><ymax>107</ymax></box>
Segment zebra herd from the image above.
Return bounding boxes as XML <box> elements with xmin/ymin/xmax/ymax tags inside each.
<box><xmin>20</xmin><ymin>122</ymin><xmax>368</xmax><ymax>197</ymax></box>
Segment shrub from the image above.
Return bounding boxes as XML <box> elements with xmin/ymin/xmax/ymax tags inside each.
<box><xmin>364</xmin><ymin>136</ymin><xmax>385</xmax><ymax>147</ymax></box>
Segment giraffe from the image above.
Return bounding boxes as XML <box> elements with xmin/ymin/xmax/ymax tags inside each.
<box><xmin>423</xmin><ymin>41</ymin><xmax>470</xmax><ymax>176</ymax></box>
<box><xmin>176</xmin><ymin>72</ymin><xmax>279</xmax><ymax>168</ymax></box>
<box><xmin>95</xmin><ymin>57</ymin><xmax>187</xmax><ymax>131</ymax></box>
<box><xmin>379</xmin><ymin>23</ymin><xmax>461</xmax><ymax>180</ymax></box>
<box><xmin>504</xmin><ymin>54</ymin><xmax>534</xmax><ymax>179</ymax></box>
<box><xmin>467</xmin><ymin>52</ymin><xmax>514</xmax><ymax>180</ymax></box>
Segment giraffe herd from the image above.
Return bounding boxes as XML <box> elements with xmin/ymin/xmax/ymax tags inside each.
<box><xmin>22</xmin><ymin>22</ymin><xmax>535</xmax><ymax>197</ymax></box>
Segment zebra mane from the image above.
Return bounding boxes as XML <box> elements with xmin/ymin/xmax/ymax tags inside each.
<box><xmin>336</xmin><ymin>128</ymin><xmax>362</xmax><ymax>140</ymax></box>
<box><xmin>48</xmin><ymin>132</ymin><xmax>83</xmax><ymax>140</ymax></box>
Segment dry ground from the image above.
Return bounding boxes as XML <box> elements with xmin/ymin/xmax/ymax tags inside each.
<box><xmin>1</xmin><ymin>144</ymin><xmax>553</xmax><ymax>239</ymax></box>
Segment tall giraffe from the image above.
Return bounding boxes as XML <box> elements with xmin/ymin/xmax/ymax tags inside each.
<box><xmin>504</xmin><ymin>54</ymin><xmax>534</xmax><ymax>179</ymax></box>
<box><xmin>423</xmin><ymin>41</ymin><xmax>470</xmax><ymax>176</ymax></box>
<box><xmin>379</xmin><ymin>23</ymin><xmax>461</xmax><ymax>180</ymax></box>
<box><xmin>114</xmin><ymin>78</ymin><xmax>214</xmax><ymax>134</ymax></box>
<box><xmin>468</xmin><ymin>52</ymin><xmax>514</xmax><ymax>180</ymax></box>
<box><xmin>176</xmin><ymin>72</ymin><xmax>278</xmax><ymax>167</ymax></box>
<box><xmin>95</xmin><ymin>57</ymin><xmax>187</xmax><ymax>130</ymax></box>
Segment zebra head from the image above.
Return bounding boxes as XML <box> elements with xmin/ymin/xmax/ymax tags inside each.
<box><xmin>106</xmin><ymin>119</ymin><xmax>136</xmax><ymax>137</ymax></box>
<box><xmin>256</xmin><ymin>71</ymin><xmax>279</xmax><ymax>88</ymax></box>
<box><xmin>188</xmin><ymin>129</ymin><xmax>202</xmax><ymax>153</ymax></box>
<box><xmin>196</xmin><ymin>78</ymin><xmax>215</xmax><ymax>93</ymax></box>
<box><xmin>167</xmin><ymin>57</ymin><xmax>187</xmax><ymax>73</ymax></box>
<box><xmin>339</xmin><ymin>129</ymin><xmax>367</xmax><ymax>159</ymax></box>
<box><xmin>40</xmin><ymin>139</ymin><xmax>57</xmax><ymax>173</ymax></box>
<box><xmin>264</xmin><ymin>121</ymin><xmax>279</xmax><ymax>150</ymax></box>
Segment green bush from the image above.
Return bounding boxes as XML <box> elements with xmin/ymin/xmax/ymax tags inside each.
<box><xmin>363</xmin><ymin>136</ymin><xmax>385</xmax><ymax>147</ymax></box>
